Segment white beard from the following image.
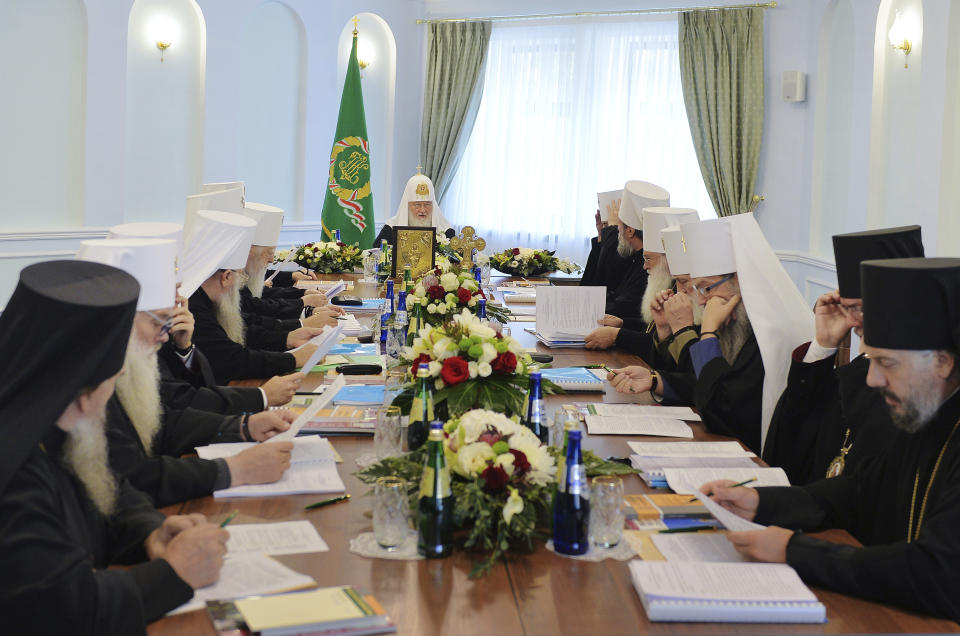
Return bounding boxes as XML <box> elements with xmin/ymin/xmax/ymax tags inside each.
<box><xmin>216</xmin><ymin>273</ymin><xmax>247</xmax><ymax>346</ymax></box>
<box><xmin>717</xmin><ymin>302</ymin><xmax>752</xmax><ymax>366</ymax></box>
<box><xmin>246</xmin><ymin>264</ymin><xmax>267</xmax><ymax>299</ymax></box>
<box><xmin>63</xmin><ymin>412</ymin><xmax>117</xmax><ymax>517</ymax></box>
<box><xmin>641</xmin><ymin>260</ymin><xmax>674</xmax><ymax>324</ymax></box>
<box><xmin>116</xmin><ymin>334</ymin><xmax>162</xmax><ymax>455</ymax></box>
<box><xmin>692</xmin><ymin>299</ymin><xmax>705</xmax><ymax>326</ymax></box>
<box><xmin>408</xmin><ymin>214</ymin><xmax>432</xmax><ymax>228</ymax></box>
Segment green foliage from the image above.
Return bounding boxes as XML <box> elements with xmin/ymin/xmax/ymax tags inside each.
<box><xmin>547</xmin><ymin>445</ymin><xmax>639</xmax><ymax>477</ymax></box>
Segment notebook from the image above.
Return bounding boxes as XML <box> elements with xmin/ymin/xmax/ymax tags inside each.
<box><xmin>662</xmin><ymin>466</ymin><xmax>790</xmax><ymax>495</ymax></box>
<box><xmin>584</xmin><ymin>415</ymin><xmax>693</xmax><ymax>438</ymax></box>
<box><xmin>540</xmin><ymin>367</ymin><xmax>605</xmax><ymax>391</ymax></box>
<box><xmin>628</xmin><ymin>561</ymin><xmax>826</xmax><ymax>623</ymax></box>
<box><xmin>631</xmin><ymin>455</ymin><xmax>760</xmax><ymax>489</ymax></box>
<box><xmin>330</xmin><ymin>384</ymin><xmax>385</xmax><ymax>405</ymax></box>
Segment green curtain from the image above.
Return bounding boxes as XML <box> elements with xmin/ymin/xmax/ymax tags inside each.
<box><xmin>678</xmin><ymin>8</ymin><xmax>764</xmax><ymax>217</ymax></box>
<box><xmin>420</xmin><ymin>21</ymin><xmax>492</xmax><ymax>204</ymax></box>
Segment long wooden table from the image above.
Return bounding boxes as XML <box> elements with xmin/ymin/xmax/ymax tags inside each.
<box><xmin>147</xmin><ymin>280</ymin><xmax>960</xmax><ymax>634</ymax></box>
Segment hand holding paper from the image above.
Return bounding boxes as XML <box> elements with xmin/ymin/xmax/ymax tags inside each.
<box><xmin>268</xmin><ymin>375</ymin><xmax>346</xmax><ymax>443</ymax></box>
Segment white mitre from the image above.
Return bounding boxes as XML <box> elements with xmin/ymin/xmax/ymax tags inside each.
<box><xmin>385</xmin><ymin>170</ymin><xmax>453</xmax><ymax>233</ymax></box>
<box><xmin>617</xmin><ymin>181</ymin><xmax>670</xmax><ymax>231</ymax></box>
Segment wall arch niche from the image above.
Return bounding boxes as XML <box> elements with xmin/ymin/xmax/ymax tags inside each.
<box><xmin>809</xmin><ymin>0</ymin><xmax>855</xmax><ymax>258</ymax></box>
<box><xmin>238</xmin><ymin>2</ymin><xmax>307</xmax><ymax>220</ymax></box>
<box><xmin>0</xmin><ymin>0</ymin><xmax>87</xmax><ymax>228</ymax></box>
<box><xmin>335</xmin><ymin>14</ymin><xmax>397</xmax><ymax>222</ymax></box>
<box><xmin>124</xmin><ymin>0</ymin><xmax>206</xmax><ymax>223</ymax></box>
<box><xmin>866</xmin><ymin>0</ymin><xmax>924</xmax><ymax>232</ymax></box>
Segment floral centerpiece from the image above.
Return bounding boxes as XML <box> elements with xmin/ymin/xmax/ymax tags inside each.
<box><xmin>399</xmin><ymin>309</ymin><xmax>549</xmax><ymax>416</ymax></box>
<box><xmin>357</xmin><ymin>408</ymin><xmax>636</xmax><ymax>576</ymax></box>
<box><xmin>409</xmin><ymin>269</ymin><xmax>511</xmax><ymax>326</ymax></box>
<box><xmin>490</xmin><ymin>248</ymin><xmax>581</xmax><ymax>277</ymax></box>
<box><xmin>288</xmin><ymin>241</ymin><xmax>363</xmax><ymax>273</ymax></box>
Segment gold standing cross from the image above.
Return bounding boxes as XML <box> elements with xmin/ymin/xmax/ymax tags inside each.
<box><xmin>449</xmin><ymin>226</ymin><xmax>486</xmax><ymax>271</ymax></box>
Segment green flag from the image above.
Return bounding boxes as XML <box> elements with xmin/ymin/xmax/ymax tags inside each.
<box><xmin>320</xmin><ymin>28</ymin><xmax>375</xmax><ymax>248</ymax></box>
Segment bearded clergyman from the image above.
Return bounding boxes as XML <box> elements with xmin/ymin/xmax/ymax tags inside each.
<box><xmin>373</xmin><ymin>169</ymin><xmax>455</xmax><ymax>246</ymax></box>
<box><xmin>608</xmin><ymin>213</ymin><xmax>813</xmax><ymax>455</ymax></box>
<box><xmin>183</xmin><ymin>210</ymin><xmax>321</xmax><ymax>383</ymax></box>
<box><xmin>0</xmin><ymin>260</ymin><xmax>230</xmax><ymax>633</ymax></box>
<box><xmin>703</xmin><ymin>257</ymin><xmax>960</xmax><ymax>623</ymax></box>
<box><xmin>764</xmin><ymin>225</ymin><xmax>924</xmax><ymax>484</ymax></box>
<box><xmin>77</xmin><ymin>238</ymin><xmax>296</xmax><ymax>507</ymax></box>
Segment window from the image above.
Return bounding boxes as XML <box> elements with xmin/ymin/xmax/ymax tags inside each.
<box><xmin>443</xmin><ymin>17</ymin><xmax>715</xmax><ymax>265</ymax></box>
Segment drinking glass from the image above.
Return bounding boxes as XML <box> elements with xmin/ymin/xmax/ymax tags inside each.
<box><xmin>362</xmin><ymin>250</ymin><xmax>379</xmax><ymax>282</ymax></box>
<box><xmin>374</xmin><ymin>406</ymin><xmax>403</xmax><ymax>460</ymax></box>
<box><xmin>480</xmin><ymin>262</ymin><xmax>492</xmax><ymax>289</ymax></box>
<box><xmin>374</xmin><ymin>476</ymin><xmax>410</xmax><ymax>550</ymax></box>
<box><xmin>384</xmin><ymin>368</ymin><xmax>408</xmax><ymax>407</ymax></box>
<box><xmin>501</xmin><ymin>326</ymin><xmax>512</xmax><ymax>338</ymax></box>
<box><xmin>589</xmin><ymin>476</ymin><xmax>625</xmax><ymax>548</ymax></box>
<box><xmin>551</xmin><ymin>410</ymin><xmax>580</xmax><ymax>448</ymax></box>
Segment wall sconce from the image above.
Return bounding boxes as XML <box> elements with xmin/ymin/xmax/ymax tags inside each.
<box><xmin>357</xmin><ymin>38</ymin><xmax>375</xmax><ymax>71</ymax></box>
<box><xmin>147</xmin><ymin>15</ymin><xmax>179</xmax><ymax>63</ymax></box>
<box><xmin>888</xmin><ymin>10</ymin><xmax>918</xmax><ymax>68</ymax></box>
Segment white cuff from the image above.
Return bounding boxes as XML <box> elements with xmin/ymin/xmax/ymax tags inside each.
<box><xmin>803</xmin><ymin>339</ymin><xmax>838</xmax><ymax>363</ymax></box>
<box><xmin>258</xmin><ymin>387</ymin><xmax>268</xmax><ymax>410</ymax></box>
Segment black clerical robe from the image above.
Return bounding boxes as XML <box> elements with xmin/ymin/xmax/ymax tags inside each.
<box><xmin>158</xmin><ymin>343</ymin><xmax>265</xmax><ymax>415</ymax></box>
<box><xmin>756</xmin><ymin>391</ymin><xmax>960</xmax><ymax>622</ymax></box>
<box><xmin>243</xmin><ymin>311</ymin><xmax>298</xmax><ymax>352</ymax></box>
<box><xmin>105</xmin><ymin>395</ymin><xmax>240</xmax><ymax>506</ymax></box>
<box><xmin>660</xmin><ymin>331</ymin><xmax>764</xmax><ymax>454</ymax></box>
<box><xmin>190</xmin><ymin>287</ymin><xmax>297</xmax><ymax>383</ymax></box>
<box><xmin>581</xmin><ymin>225</ymin><xmax>631</xmax><ymax>291</ymax></box>
<box><xmin>605</xmin><ymin>251</ymin><xmax>648</xmax><ymax>319</ymax></box>
<box><xmin>0</xmin><ymin>428</ymin><xmax>192</xmax><ymax>634</ymax></box>
<box><xmin>240</xmin><ymin>286</ymin><xmax>303</xmax><ymax>320</ymax></box>
<box><xmin>763</xmin><ymin>348</ymin><xmax>896</xmax><ymax>484</ymax></box>
<box><xmin>611</xmin><ymin>319</ymin><xmax>675</xmax><ymax>371</ymax></box>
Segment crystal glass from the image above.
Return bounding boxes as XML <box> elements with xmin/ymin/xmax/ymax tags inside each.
<box><xmin>480</xmin><ymin>262</ymin><xmax>492</xmax><ymax>288</ymax></box>
<box><xmin>374</xmin><ymin>476</ymin><xmax>410</xmax><ymax>550</ymax></box>
<box><xmin>386</xmin><ymin>325</ymin><xmax>405</xmax><ymax>360</ymax></box>
<box><xmin>383</xmin><ymin>367</ymin><xmax>408</xmax><ymax>407</ymax></box>
<box><xmin>374</xmin><ymin>406</ymin><xmax>403</xmax><ymax>460</ymax></box>
<box><xmin>362</xmin><ymin>250</ymin><xmax>379</xmax><ymax>282</ymax></box>
<box><xmin>551</xmin><ymin>410</ymin><xmax>580</xmax><ymax>448</ymax></box>
<box><xmin>501</xmin><ymin>325</ymin><xmax>512</xmax><ymax>338</ymax></box>
<box><xmin>589</xmin><ymin>476</ymin><xmax>625</xmax><ymax>549</ymax></box>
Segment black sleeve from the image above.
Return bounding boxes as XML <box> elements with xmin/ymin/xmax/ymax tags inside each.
<box><xmin>691</xmin><ymin>339</ymin><xmax>764</xmax><ymax>455</ymax></box>
<box><xmin>244</xmin><ymin>318</ymin><xmax>295</xmax><ymax>352</ymax></box>
<box><xmin>613</xmin><ymin>326</ymin><xmax>655</xmax><ymax>360</ymax></box>
<box><xmin>158</xmin><ymin>347</ymin><xmax>265</xmax><ymax>415</ymax></box>
<box><xmin>580</xmin><ymin>236</ymin><xmax>602</xmax><ymax>286</ymax></box>
<box><xmin>263</xmin><ymin>284</ymin><xmax>305</xmax><ymax>300</ymax></box>
<box><xmin>192</xmin><ymin>306</ymin><xmax>297</xmax><ymax>383</ymax></box>
<box><xmin>0</xmin><ymin>459</ymin><xmax>193</xmax><ymax>633</ymax></box>
<box><xmin>271</xmin><ymin>270</ymin><xmax>296</xmax><ymax>288</ymax></box>
<box><xmin>241</xmin><ymin>290</ymin><xmax>304</xmax><ymax>319</ymax></box>
<box><xmin>373</xmin><ymin>224</ymin><xmax>393</xmax><ymax>247</ymax></box>
<box><xmin>104</xmin><ymin>478</ymin><xmax>165</xmax><ymax>565</ymax></box>
<box><xmin>762</xmin><ymin>350</ymin><xmax>841</xmax><ymax>484</ymax></box>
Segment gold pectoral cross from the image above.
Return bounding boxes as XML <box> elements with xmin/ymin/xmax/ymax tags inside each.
<box><xmin>449</xmin><ymin>226</ymin><xmax>486</xmax><ymax>271</ymax></box>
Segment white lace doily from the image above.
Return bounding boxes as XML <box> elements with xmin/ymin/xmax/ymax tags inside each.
<box><xmin>349</xmin><ymin>531</ymin><xmax>423</xmax><ymax>560</ymax></box>
<box><xmin>545</xmin><ymin>539</ymin><xmax>636</xmax><ymax>562</ymax></box>
<box><xmin>354</xmin><ymin>452</ymin><xmax>379</xmax><ymax>469</ymax></box>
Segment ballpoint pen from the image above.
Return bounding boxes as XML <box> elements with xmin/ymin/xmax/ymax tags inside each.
<box><xmin>689</xmin><ymin>477</ymin><xmax>758</xmax><ymax>502</ymax></box>
<box><xmin>304</xmin><ymin>494</ymin><xmax>351</xmax><ymax>511</ymax></box>
<box><xmin>219</xmin><ymin>510</ymin><xmax>239</xmax><ymax>528</ymax></box>
<box><xmin>658</xmin><ymin>525</ymin><xmax>716</xmax><ymax>534</ymax></box>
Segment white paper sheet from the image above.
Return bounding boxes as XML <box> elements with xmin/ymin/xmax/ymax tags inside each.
<box><xmin>628</xmin><ymin>561</ymin><xmax>819</xmax><ymax>603</ymax></box>
<box><xmin>597</xmin><ymin>189</ymin><xmax>622</xmax><ymax>223</ymax></box>
<box><xmin>631</xmin><ymin>455</ymin><xmax>759</xmax><ymax>474</ymax></box>
<box><xmin>585</xmin><ymin>415</ymin><xmax>693</xmax><ymax>438</ymax></box>
<box><xmin>626</xmin><ymin>441</ymin><xmax>755</xmax><ymax>458</ymax></box>
<box><xmin>651</xmin><ymin>533</ymin><xmax>746</xmax><ymax>563</ymax></box>
<box><xmin>225</xmin><ymin>521</ymin><xmax>329</xmax><ymax>557</ymax></box>
<box><xmin>290</xmin><ymin>323</ymin><xmax>344</xmax><ymax>374</ymax></box>
<box><xmin>196</xmin><ymin>436</ymin><xmax>336</xmax><ymax>464</ymax></box>
<box><xmin>265</xmin><ymin>247</ymin><xmax>299</xmax><ymax>283</ymax></box>
<box><xmin>591</xmin><ymin>404</ymin><xmax>702</xmax><ymax>422</ymax></box>
<box><xmin>663</xmin><ymin>467</ymin><xmax>789</xmax><ymax>495</ymax></box>
<box><xmin>535</xmin><ymin>286</ymin><xmax>606</xmax><ymax>339</ymax></box>
<box><xmin>689</xmin><ymin>489</ymin><xmax>766</xmax><ymax>532</ymax></box>
<box><xmin>169</xmin><ymin>553</ymin><xmax>316</xmax><ymax>614</ymax></box>
<box><xmin>213</xmin><ymin>461</ymin><xmax>346</xmax><ymax>498</ymax></box>
<box><xmin>267</xmin><ymin>375</ymin><xmax>346</xmax><ymax>443</ymax></box>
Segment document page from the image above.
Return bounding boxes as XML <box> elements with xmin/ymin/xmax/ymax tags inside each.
<box><xmin>651</xmin><ymin>533</ymin><xmax>746</xmax><ymax>563</ymax></box>
<box><xmin>591</xmin><ymin>404</ymin><xmax>702</xmax><ymax>421</ymax></box>
<box><xmin>631</xmin><ymin>455</ymin><xmax>759</xmax><ymax>474</ymax></box>
<box><xmin>197</xmin><ymin>436</ymin><xmax>336</xmax><ymax>464</ymax></box>
<box><xmin>269</xmin><ymin>375</ymin><xmax>346</xmax><ymax>442</ymax></box>
<box><xmin>535</xmin><ymin>286</ymin><xmax>606</xmax><ymax>338</ymax></box>
<box><xmin>689</xmin><ymin>489</ymin><xmax>766</xmax><ymax>532</ymax></box>
<box><xmin>663</xmin><ymin>467</ymin><xmax>789</xmax><ymax>495</ymax></box>
<box><xmin>226</xmin><ymin>520</ymin><xmax>329</xmax><ymax>557</ymax></box>
<box><xmin>214</xmin><ymin>461</ymin><xmax>346</xmax><ymax>498</ymax></box>
<box><xmin>294</xmin><ymin>323</ymin><xmax>345</xmax><ymax>373</ymax></box>
<box><xmin>627</xmin><ymin>441</ymin><xmax>755</xmax><ymax>458</ymax></box>
<box><xmin>628</xmin><ymin>561</ymin><xmax>819</xmax><ymax>603</ymax></box>
<box><xmin>585</xmin><ymin>415</ymin><xmax>693</xmax><ymax>438</ymax></box>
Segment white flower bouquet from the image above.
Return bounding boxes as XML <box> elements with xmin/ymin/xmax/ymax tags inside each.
<box><xmin>291</xmin><ymin>241</ymin><xmax>363</xmax><ymax>273</ymax></box>
<box><xmin>490</xmin><ymin>247</ymin><xmax>581</xmax><ymax>277</ymax></box>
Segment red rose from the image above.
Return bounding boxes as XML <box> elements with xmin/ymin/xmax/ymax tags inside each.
<box><xmin>305</xmin><ymin>242</ymin><xmax>314</xmax><ymax>247</ymax></box>
<box><xmin>491</xmin><ymin>351</ymin><xmax>517</xmax><ymax>374</ymax></box>
<box><xmin>409</xmin><ymin>353</ymin><xmax>431</xmax><ymax>376</ymax></box>
<box><xmin>337</xmin><ymin>241</ymin><xmax>345</xmax><ymax>247</ymax></box>
<box><xmin>509</xmin><ymin>449</ymin><xmax>531</xmax><ymax>477</ymax></box>
<box><xmin>534</xmin><ymin>253</ymin><xmax>542</xmax><ymax>261</ymax></box>
<box><xmin>440</xmin><ymin>356</ymin><xmax>470</xmax><ymax>386</ymax></box>
<box><xmin>481</xmin><ymin>465</ymin><xmax>509</xmax><ymax>493</ymax></box>
<box><xmin>457</xmin><ymin>287</ymin><xmax>473</xmax><ymax>304</ymax></box>
<box><xmin>428</xmin><ymin>285</ymin><xmax>445</xmax><ymax>300</ymax></box>
<box><xmin>512</xmin><ymin>248</ymin><xmax>520</xmax><ymax>255</ymax></box>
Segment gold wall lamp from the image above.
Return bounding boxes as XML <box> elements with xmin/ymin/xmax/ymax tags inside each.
<box><xmin>888</xmin><ymin>10</ymin><xmax>918</xmax><ymax>68</ymax></box>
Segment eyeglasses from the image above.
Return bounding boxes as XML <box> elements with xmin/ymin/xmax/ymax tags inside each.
<box><xmin>144</xmin><ymin>310</ymin><xmax>173</xmax><ymax>337</ymax></box>
<box><xmin>838</xmin><ymin>302</ymin><xmax>864</xmax><ymax>320</ymax></box>
<box><xmin>692</xmin><ymin>274</ymin><xmax>734</xmax><ymax>296</ymax></box>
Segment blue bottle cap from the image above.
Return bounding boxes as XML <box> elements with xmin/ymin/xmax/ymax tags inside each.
<box><xmin>418</xmin><ymin>362</ymin><xmax>429</xmax><ymax>370</ymax></box>
<box><xmin>430</xmin><ymin>420</ymin><xmax>444</xmax><ymax>430</ymax></box>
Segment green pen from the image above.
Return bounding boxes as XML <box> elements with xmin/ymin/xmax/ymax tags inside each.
<box><xmin>689</xmin><ymin>477</ymin><xmax>758</xmax><ymax>502</ymax></box>
<box><xmin>219</xmin><ymin>510</ymin><xmax>239</xmax><ymax>528</ymax></box>
<box><xmin>658</xmin><ymin>525</ymin><xmax>716</xmax><ymax>534</ymax></box>
<box><xmin>304</xmin><ymin>494</ymin><xmax>351</xmax><ymax>511</ymax></box>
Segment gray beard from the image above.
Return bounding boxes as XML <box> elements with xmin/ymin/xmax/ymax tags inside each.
<box><xmin>617</xmin><ymin>232</ymin><xmax>637</xmax><ymax>258</ymax></box>
<box><xmin>882</xmin><ymin>358</ymin><xmax>945</xmax><ymax>433</ymax></box>
<box><xmin>692</xmin><ymin>299</ymin><xmax>704</xmax><ymax>326</ymax></box>
<box><xmin>246</xmin><ymin>264</ymin><xmax>267</xmax><ymax>299</ymax></box>
<box><xmin>116</xmin><ymin>335</ymin><xmax>162</xmax><ymax>454</ymax></box>
<box><xmin>716</xmin><ymin>302</ymin><xmax>752</xmax><ymax>366</ymax></box>
<box><xmin>641</xmin><ymin>261</ymin><xmax>674</xmax><ymax>324</ymax></box>
<box><xmin>408</xmin><ymin>214</ymin><xmax>432</xmax><ymax>228</ymax></box>
<box><xmin>216</xmin><ymin>273</ymin><xmax>247</xmax><ymax>345</ymax></box>
<box><xmin>63</xmin><ymin>413</ymin><xmax>117</xmax><ymax>517</ymax></box>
